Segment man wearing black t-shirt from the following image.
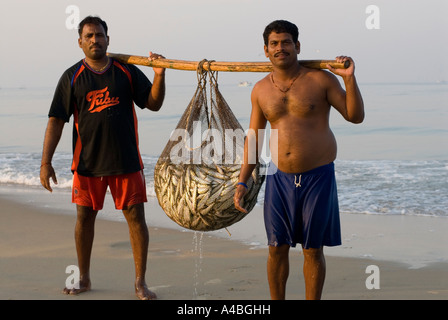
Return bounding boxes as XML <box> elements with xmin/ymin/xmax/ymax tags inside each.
<box><xmin>40</xmin><ymin>16</ymin><xmax>166</xmax><ymax>300</ymax></box>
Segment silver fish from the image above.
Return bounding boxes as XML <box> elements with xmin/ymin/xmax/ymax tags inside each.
<box><xmin>154</xmin><ymin>162</ymin><xmax>265</xmax><ymax>231</ymax></box>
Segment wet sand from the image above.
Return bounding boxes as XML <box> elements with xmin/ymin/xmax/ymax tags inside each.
<box><xmin>1</xmin><ymin>194</ymin><xmax>447</xmax><ymax>301</ymax></box>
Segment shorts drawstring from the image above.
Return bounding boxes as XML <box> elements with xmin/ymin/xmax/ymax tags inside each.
<box><xmin>294</xmin><ymin>174</ymin><xmax>302</xmax><ymax>188</ymax></box>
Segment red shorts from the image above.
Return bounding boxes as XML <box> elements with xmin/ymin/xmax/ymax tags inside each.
<box><xmin>72</xmin><ymin>170</ymin><xmax>147</xmax><ymax>211</ymax></box>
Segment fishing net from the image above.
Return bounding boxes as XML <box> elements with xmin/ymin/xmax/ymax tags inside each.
<box><xmin>154</xmin><ymin>60</ymin><xmax>265</xmax><ymax>231</ymax></box>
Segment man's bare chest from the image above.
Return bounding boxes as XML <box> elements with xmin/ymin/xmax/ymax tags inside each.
<box><xmin>261</xmin><ymin>90</ymin><xmax>328</xmax><ymax>123</ymax></box>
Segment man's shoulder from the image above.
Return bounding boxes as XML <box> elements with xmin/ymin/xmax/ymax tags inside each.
<box><xmin>64</xmin><ymin>60</ymin><xmax>84</xmax><ymax>73</ymax></box>
<box><xmin>58</xmin><ymin>60</ymin><xmax>84</xmax><ymax>80</ymax></box>
<box><xmin>111</xmin><ymin>59</ymin><xmax>142</xmax><ymax>73</ymax></box>
<box><xmin>302</xmin><ymin>66</ymin><xmax>328</xmax><ymax>77</ymax></box>
<box><xmin>253</xmin><ymin>74</ymin><xmax>271</xmax><ymax>90</ymax></box>
<box><xmin>111</xmin><ymin>59</ymin><xmax>150</xmax><ymax>82</ymax></box>
<box><xmin>302</xmin><ymin>67</ymin><xmax>338</xmax><ymax>88</ymax></box>
<box><xmin>306</xmin><ymin>66</ymin><xmax>335</xmax><ymax>81</ymax></box>
<box><xmin>53</xmin><ymin>60</ymin><xmax>84</xmax><ymax>88</ymax></box>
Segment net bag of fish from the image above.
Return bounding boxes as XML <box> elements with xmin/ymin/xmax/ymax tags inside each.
<box><xmin>154</xmin><ymin>62</ymin><xmax>265</xmax><ymax>231</ymax></box>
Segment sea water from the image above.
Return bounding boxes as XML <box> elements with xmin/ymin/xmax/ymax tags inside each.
<box><xmin>1</xmin><ymin>83</ymin><xmax>447</xmax><ymax>219</ymax></box>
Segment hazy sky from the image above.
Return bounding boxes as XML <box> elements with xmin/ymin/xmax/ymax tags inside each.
<box><xmin>0</xmin><ymin>0</ymin><xmax>447</xmax><ymax>87</ymax></box>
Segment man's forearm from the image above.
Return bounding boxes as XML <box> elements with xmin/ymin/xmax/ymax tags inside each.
<box><xmin>344</xmin><ymin>75</ymin><xmax>364</xmax><ymax>124</ymax></box>
<box><xmin>146</xmin><ymin>73</ymin><xmax>166</xmax><ymax>111</ymax></box>
<box><xmin>41</xmin><ymin>117</ymin><xmax>65</xmax><ymax>165</ymax></box>
<box><xmin>238</xmin><ymin>129</ymin><xmax>260</xmax><ymax>183</ymax></box>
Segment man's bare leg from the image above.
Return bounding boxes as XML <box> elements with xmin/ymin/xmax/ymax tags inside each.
<box><xmin>302</xmin><ymin>246</ymin><xmax>326</xmax><ymax>300</ymax></box>
<box><xmin>123</xmin><ymin>203</ymin><xmax>156</xmax><ymax>300</ymax></box>
<box><xmin>267</xmin><ymin>244</ymin><xmax>290</xmax><ymax>300</ymax></box>
<box><xmin>62</xmin><ymin>205</ymin><xmax>97</xmax><ymax>295</ymax></box>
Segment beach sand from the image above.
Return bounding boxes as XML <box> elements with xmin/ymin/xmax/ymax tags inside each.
<box><xmin>1</xmin><ymin>192</ymin><xmax>447</xmax><ymax>301</ymax></box>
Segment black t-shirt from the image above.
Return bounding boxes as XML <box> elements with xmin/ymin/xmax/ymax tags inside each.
<box><xmin>49</xmin><ymin>58</ymin><xmax>152</xmax><ymax>177</ymax></box>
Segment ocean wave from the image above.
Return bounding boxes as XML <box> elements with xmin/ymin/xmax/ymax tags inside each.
<box><xmin>334</xmin><ymin>159</ymin><xmax>448</xmax><ymax>217</ymax></box>
<box><xmin>1</xmin><ymin>152</ymin><xmax>447</xmax><ymax>218</ymax></box>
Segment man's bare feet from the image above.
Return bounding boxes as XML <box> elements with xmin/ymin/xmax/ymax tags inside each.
<box><xmin>62</xmin><ymin>278</ymin><xmax>91</xmax><ymax>295</ymax></box>
<box><xmin>62</xmin><ymin>276</ymin><xmax>155</xmax><ymax>299</ymax></box>
<box><xmin>135</xmin><ymin>278</ymin><xmax>157</xmax><ymax>300</ymax></box>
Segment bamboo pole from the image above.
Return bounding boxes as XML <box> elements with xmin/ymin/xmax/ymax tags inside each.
<box><xmin>107</xmin><ymin>53</ymin><xmax>349</xmax><ymax>72</ymax></box>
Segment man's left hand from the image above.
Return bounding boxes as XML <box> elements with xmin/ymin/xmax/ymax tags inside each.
<box><xmin>149</xmin><ymin>51</ymin><xmax>165</xmax><ymax>75</ymax></box>
<box><xmin>327</xmin><ymin>56</ymin><xmax>355</xmax><ymax>79</ymax></box>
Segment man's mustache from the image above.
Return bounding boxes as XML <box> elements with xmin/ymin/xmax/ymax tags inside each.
<box><xmin>274</xmin><ymin>51</ymin><xmax>289</xmax><ymax>57</ymax></box>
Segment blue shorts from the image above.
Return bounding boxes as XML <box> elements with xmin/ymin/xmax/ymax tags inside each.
<box><xmin>263</xmin><ymin>162</ymin><xmax>341</xmax><ymax>249</ymax></box>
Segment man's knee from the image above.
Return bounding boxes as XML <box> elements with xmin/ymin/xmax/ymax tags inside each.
<box><xmin>76</xmin><ymin>205</ymin><xmax>97</xmax><ymax>223</ymax></box>
<box><xmin>123</xmin><ymin>203</ymin><xmax>146</xmax><ymax>223</ymax></box>
<box><xmin>269</xmin><ymin>244</ymin><xmax>290</xmax><ymax>258</ymax></box>
<box><xmin>302</xmin><ymin>247</ymin><xmax>324</xmax><ymax>262</ymax></box>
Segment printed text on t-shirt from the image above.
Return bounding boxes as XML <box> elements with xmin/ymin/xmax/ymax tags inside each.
<box><xmin>86</xmin><ymin>87</ymin><xmax>120</xmax><ymax>113</ymax></box>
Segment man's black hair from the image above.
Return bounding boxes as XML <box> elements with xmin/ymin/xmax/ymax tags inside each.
<box><xmin>78</xmin><ymin>16</ymin><xmax>108</xmax><ymax>37</ymax></box>
<box><xmin>263</xmin><ymin>20</ymin><xmax>299</xmax><ymax>45</ymax></box>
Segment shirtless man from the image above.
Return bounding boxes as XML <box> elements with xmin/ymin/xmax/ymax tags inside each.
<box><xmin>234</xmin><ymin>20</ymin><xmax>364</xmax><ymax>300</ymax></box>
